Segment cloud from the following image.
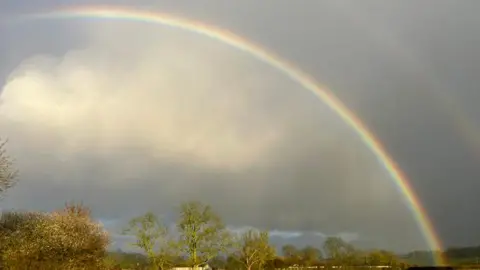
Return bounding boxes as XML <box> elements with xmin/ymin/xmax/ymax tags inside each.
<box><xmin>0</xmin><ymin>12</ymin><xmax>429</xmax><ymax>252</ymax></box>
<box><xmin>0</xmin><ymin>31</ymin><xmax>282</xmax><ymax>170</ymax></box>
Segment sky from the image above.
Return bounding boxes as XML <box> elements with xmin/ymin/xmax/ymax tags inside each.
<box><xmin>1</xmin><ymin>0</ymin><xmax>480</xmax><ymax>253</ymax></box>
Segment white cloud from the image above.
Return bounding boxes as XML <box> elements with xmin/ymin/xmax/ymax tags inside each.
<box><xmin>0</xmin><ymin>24</ymin><xmax>283</xmax><ymax>172</ymax></box>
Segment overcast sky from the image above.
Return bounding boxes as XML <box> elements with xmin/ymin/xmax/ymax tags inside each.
<box><xmin>1</xmin><ymin>0</ymin><xmax>480</xmax><ymax>253</ymax></box>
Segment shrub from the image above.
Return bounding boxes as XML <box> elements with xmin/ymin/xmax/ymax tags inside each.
<box><xmin>0</xmin><ymin>203</ymin><xmax>110</xmax><ymax>269</ymax></box>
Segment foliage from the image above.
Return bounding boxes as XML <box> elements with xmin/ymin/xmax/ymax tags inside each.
<box><xmin>366</xmin><ymin>249</ymin><xmax>399</xmax><ymax>266</ymax></box>
<box><xmin>0</xmin><ymin>139</ymin><xmax>18</xmax><ymax>197</ymax></box>
<box><xmin>323</xmin><ymin>236</ymin><xmax>357</xmax><ymax>265</ymax></box>
<box><xmin>282</xmin><ymin>244</ymin><xmax>301</xmax><ymax>264</ymax></box>
<box><xmin>225</xmin><ymin>254</ymin><xmax>243</xmax><ymax>270</ymax></box>
<box><xmin>301</xmin><ymin>245</ymin><xmax>323</xmax><ymax>266</ymax></box>
<box><xmin>107</xmin><ymin>250</ymin><xmax>149</xmax><ymax>269</ymax></box>
<box><xmin>0</xmin><ymin>203</ymin><xmax>110</xmax><ymax>269</ymax></box>
<box><xmin>123</xmin><ymin>212</ymin><xmax>178</xmax><ymax>270</ymax></box>
<box><xmin>234</xmin><ymin>229</ymin><xmax>275</xmax><ymax>270</ymax></box>
<box><xmin>208</xmin><ymin>255</ymin><xmax>228</xmax><ymax>269</ymax></box>
<box><xmin>0</xmin><ymin>138</ymin><xmax>445</xmax><ymax>268</ymax></box>
<box><xmin>176</xmin><ymin>201</ymin><xmax>234</xmax><ymax>269</ymax></box>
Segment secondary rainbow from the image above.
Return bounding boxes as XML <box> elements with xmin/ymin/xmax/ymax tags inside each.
<box><xmin>335</xmin><ymin>3</ymin><xmax>480</xmax><ymax>165</ymax></box>
<box><xmin>24</xmin><ymin>5</ymin><xmax>446</xmax><ymax>264</ymax></box>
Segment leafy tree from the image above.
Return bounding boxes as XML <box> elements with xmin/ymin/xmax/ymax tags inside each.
<box><xmin>282</xmin><ymin>244</ymin><xmax>298</xmax><ymax>257</ymax></box>
<box><xmin>103</xmin><ymin>255</ymin><xmax>119</xmax><ymax>269</ymax></box>
<box><xmin>323</xmin><ymin>237</ymin><xmax>356</xmax><ymax>266</ymax></box>
<box><xmin>367</xmin><ymin>249</ymin><xmax>399</xmax><ymax>266</ymax></box>
<box><xmin>107</xmin><ymin>250</ymin><xmax>148</xmax><ymax>269</ymax></box>
<box><xmin>226</xmin><ymin>254</ymin><xmax>243</xmax><ymax>270</ymax></box>
<box><xmin>300</xmin><ymin>245</ymin><xmax>323</xmax><ymax>266</ymax></box>
<box><xmin>268</xmin><ymin>257</ymin><xmax>287</xmax><ymax>269</ymax></box>
<box><xmin>234</xmin><ymin>229</ymin><xmax>275</xmax><ymax>270</ymax></box>
<box><xmin>176</xmin><ymin>201</ymin><xmax>234</xmax><ymax>269</ymax></box>
<box><xmin>209</xmin><ymin>255</ymin><xmax>227</xmax><ymax>269</ymax></box>
<box><xmin>123</xmin><ymin>212</ymin><xmax>177</xmax><ymax>270</ymax></box>
<box><xmin>282</xmin><ymin>244</ymin><xmax>300</xmax><ymax>265</ymax></box>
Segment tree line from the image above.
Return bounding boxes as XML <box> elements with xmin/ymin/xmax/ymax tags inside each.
<box><xmin>119</xmin><ymin>201</ymin><xmax>410</xmax><ymax>270</ymax></box>
<box><xmin>0</xmin><ymin>139</ymin><xmax>479</xmax><ymax>269</ymax></box>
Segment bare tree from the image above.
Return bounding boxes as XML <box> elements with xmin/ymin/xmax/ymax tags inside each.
<box><xmin>235</xmin><ymin>229</ymin><xmax>275</xmax><ymax>270</ymax></box>
<box><xmin>123</xmin><ymin>212</ymin><xmax>177</xmax><ymax>270</ymax></box>
<box><xmin>0</xmin><ymin>139</ymin><xmax>18</xmax><ymax>196</ymax></box>
<box><xmin>176</xmin><ymin>201</ymin><xmax>234</xmax><ymax>270</ymax></box>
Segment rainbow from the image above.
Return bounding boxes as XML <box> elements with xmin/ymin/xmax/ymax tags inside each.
<box><xmin>335</xmin><ymin>2</ymin><xmax>480</xmax><ymax>164</ymax></box>
<box><xmin>22</xmin><ymin>5</ymin><xmax>445</xmax><ymax>264</ymax></box>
